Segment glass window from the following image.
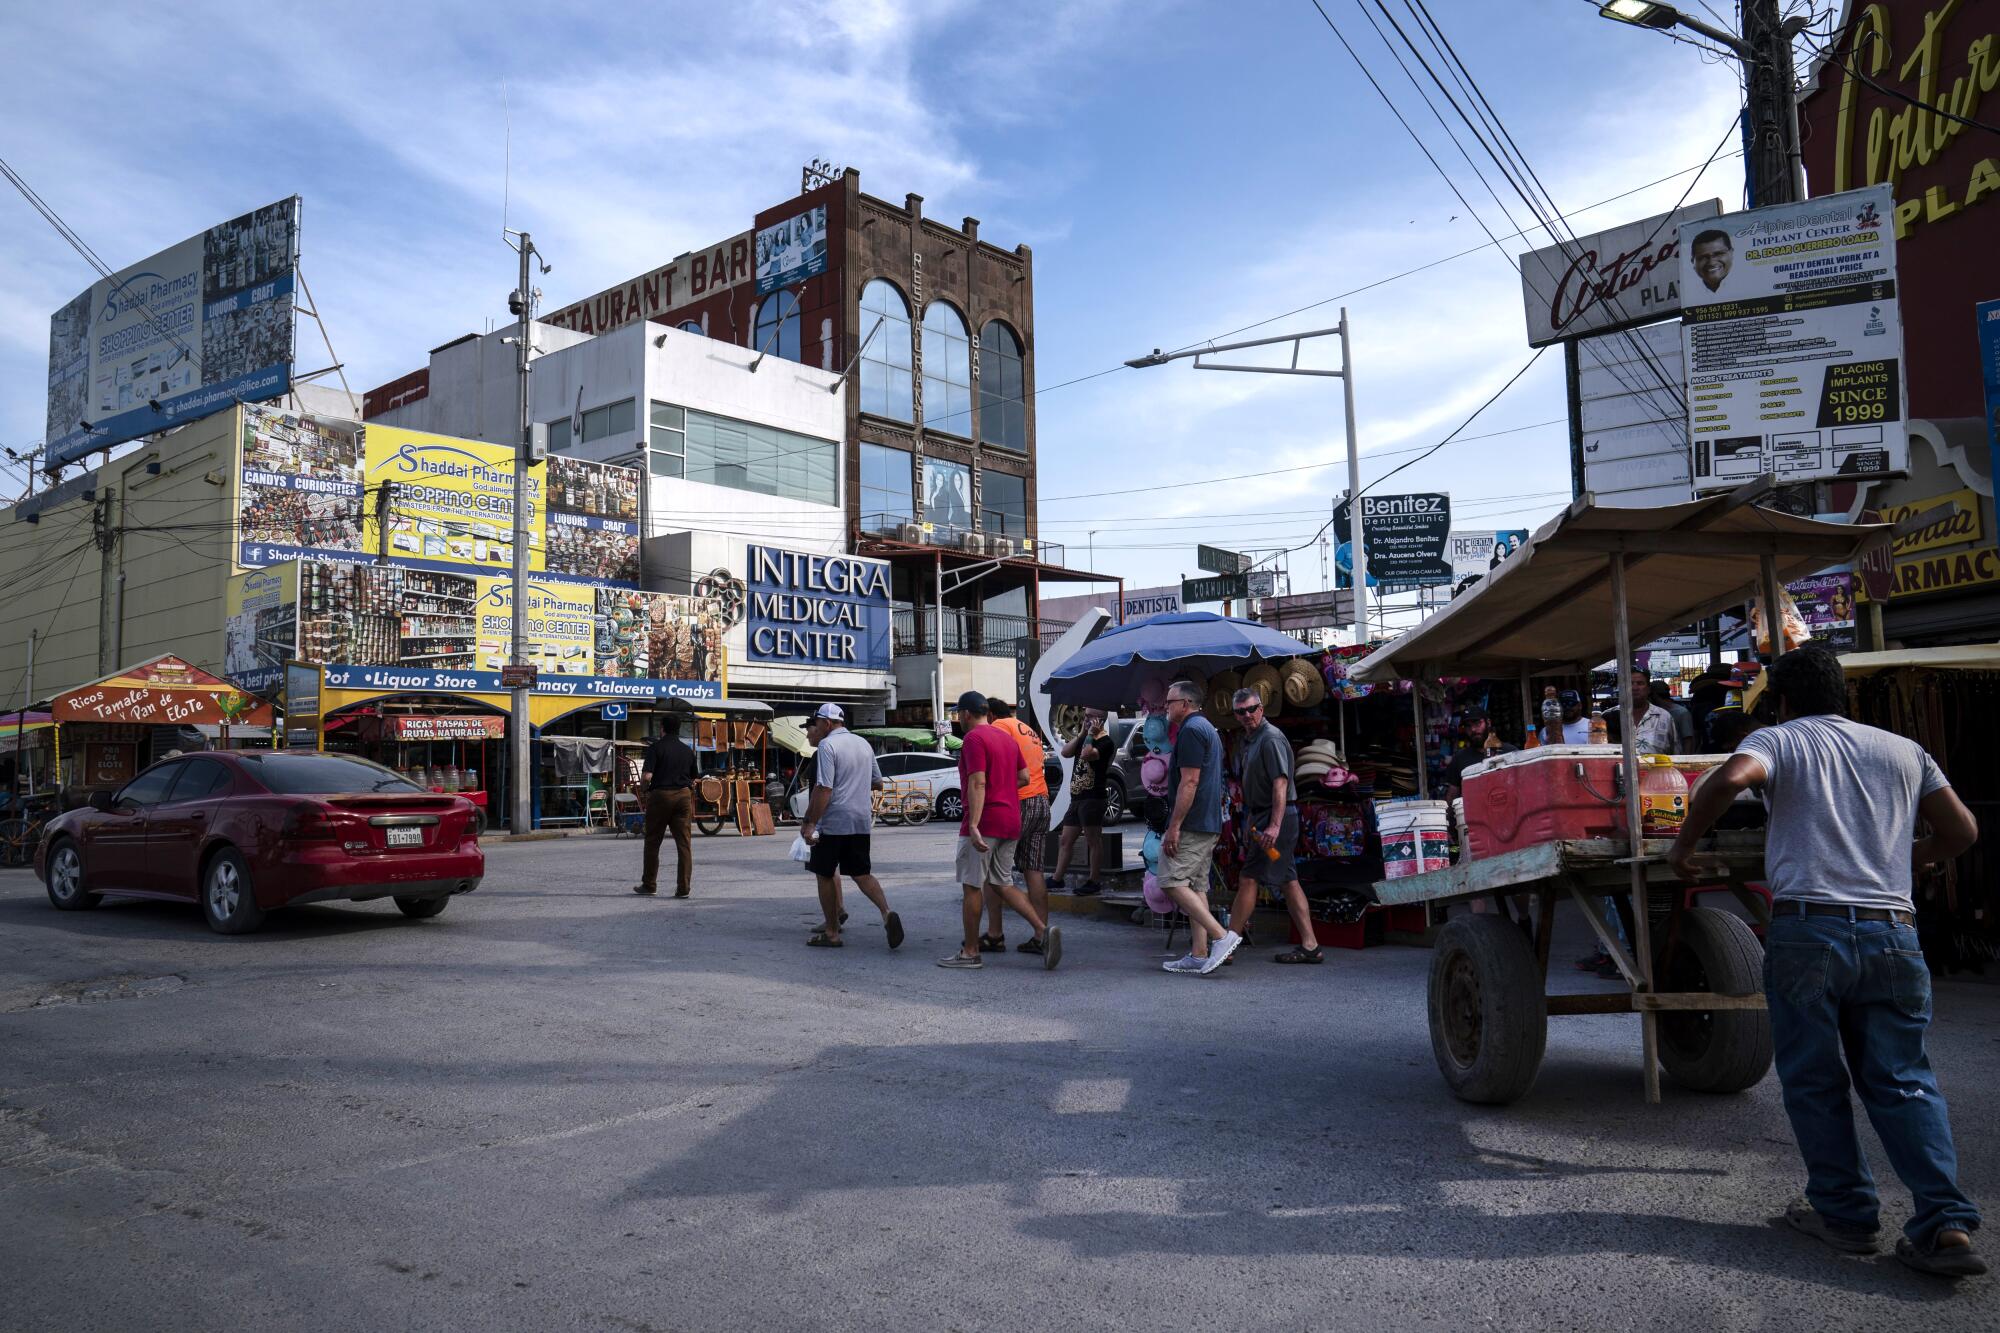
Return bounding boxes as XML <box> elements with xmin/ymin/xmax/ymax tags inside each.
<box><xmin>238</xmin><ymin>753</ymin><xmax>422</xmax><ymax>794</ymax></box>
<box><xmin>876</xmin><ymin>755</ymin><xmax>911</xmax><ymax>776</ymax></box>
<box><xmin>922</xmin><ymin>303</ymin><xmax>972</xmax><ymax>435</ymax></box>
<box><xmin>577</xmin><ymin>398</ymin><xmax>636</xmax><ymax>445</ymax></box>
<box><xmin>677</xmin><ymin>319</ymin><xmax>704</xmax><ymax>335</ymax></box>
<box><xmin>754</xmin><ymin>292</ymin><xmax>800</xmax><ymax>363</ymax></box>
<box><xmin>979</xmin><ymin>321</ymin><xmax>1026</xmax><ymax>452</ymax></box>
<box><xmin>166</xmin><ymin>758</ymin><xmax>231</xmax><ymax>802</ymax></box>
<box><xmin>922</xmin><ymin>457</ymin><xmax>972</xmax><ymax>532</ymax></box>
<box><xmin>859</xmin><ymin>443</ymin><xmax>912</xmax><ymax>530</ymax></box>
<box><xmin>982</xmin><ymin>469</ymin><xmax>1027</xmax><ymax>539</ymax></box>
<box><xmin>116</xmin><ymin>761</ymin><xmax>185</xmax><ymax>809</ymax></box>
<box><xmin>649</xmin><ymin>401</ymin><xmax>686</xmax><ymax>479</ymax></box>
<box><xmin>547</xmin><ymin>417</ymin><xmax>572</xmax><ymax>453</ymax></box>
<box><xmin>680</xmin><ymin>408</ymin><xmax>837</xmax><ymax>506</ymax></box>
<box><xmin>859</xmin><ymin>280</ymin><xmax>913</xmax><ymax>422</ymax></box>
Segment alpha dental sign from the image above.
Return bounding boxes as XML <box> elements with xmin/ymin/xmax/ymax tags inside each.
<box><xmin>746</xmin><ymin>546</ymin><xmax>892</xmax><ymax>670</ymax></box>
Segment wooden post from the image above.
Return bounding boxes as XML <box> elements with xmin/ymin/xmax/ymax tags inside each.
<box><xmin>1759</xmin><ymin>554</ymin><xmax>1786</xmax><ymax>658</ymax></box>
<box><xmin>1518</xmin><ymin>666</ymin><xmax>1534</xmax><ymax>746</ymax></box>
<box><xmin>1413</xmin><ymin>682</ymin><xmax>1428</xmax><ymax>799</ymax></box>
<box><xmin>1610</xmin><ymin>553</ymin><xmax>1662</xmax><ymax>1104</ymax></box>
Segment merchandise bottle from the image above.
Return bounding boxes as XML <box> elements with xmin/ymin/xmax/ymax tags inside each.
<box><xmin>1540</xmin><ymin>685</ymin><xmax>1561</xmax><ymax>742</ymax></box>
<box><xmin>1589</xmin><ymin>715</ymin><xmax>1609</xmax><ymax>745</ymax></box>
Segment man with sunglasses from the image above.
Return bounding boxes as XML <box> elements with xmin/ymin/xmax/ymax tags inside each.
<box><xmin>1159</xmin><ymin>679</ymin><xmax>1241</xmax><ymax>974</ymax></box>
<box><xmin>1228</xmin><ymin>688</ymin><xmax>1321</xmax><ymax>964</ymax></box>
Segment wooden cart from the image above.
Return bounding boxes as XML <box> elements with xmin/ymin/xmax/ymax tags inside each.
<box><xmin>1375</xmin><ymin>834</ymin><xmax>1772</xmax><ymax>1105</ymax></box>
<box><xmin>1351</xmin><ymin>478</ymin><xmax>1890</xmax><ymax>1104</ymax></box>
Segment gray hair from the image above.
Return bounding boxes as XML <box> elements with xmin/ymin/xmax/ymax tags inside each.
<box><xmin>1232</xmin><ymin>687</ymin><xmax>1263</xmax><ymax>709</ymax></box>
<box><xmin>1166</xmin><ymin>679</ymin><xmax>1202</xmax><ymax>705</ymax></box>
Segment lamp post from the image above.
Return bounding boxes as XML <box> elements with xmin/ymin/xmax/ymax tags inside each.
<box><xmin>1125</xmin><ymin>313</ymin><xmax>1367</xmax><ymax>644</ymax></box>
<box><xmin>1596</xmin><ymin>0</ymin><xmax>1809</xmax><ymax>205</ymax></box>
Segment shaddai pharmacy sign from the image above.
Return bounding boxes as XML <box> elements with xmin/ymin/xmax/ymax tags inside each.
<box><xmin>745</xmin><ymin>546</ymin><xmax>892</xmax><ymax>670</ymax></box>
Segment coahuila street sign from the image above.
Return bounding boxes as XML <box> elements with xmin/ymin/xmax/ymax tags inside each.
<box><xmin>1182</xmin><ymin>573</ymin><xmax>1249</xmax><ymax>604</ymax></box>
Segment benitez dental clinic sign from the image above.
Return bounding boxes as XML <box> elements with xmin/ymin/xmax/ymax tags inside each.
<box><xmin>746</xmin><ymin>547</ymin><xmax>891</xmax><ymax>670</ymax></box>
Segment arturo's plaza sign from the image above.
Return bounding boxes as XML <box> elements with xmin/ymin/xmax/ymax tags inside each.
<box><xmin>1518</xmin><ymin>200</ymin><xmax>1722</xmax><ymax>346</ymax></box>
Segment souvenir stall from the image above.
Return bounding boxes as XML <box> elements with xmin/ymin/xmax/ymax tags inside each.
<box><xmin>47</xmin><ymin>656</ymin><xmax>276</xmax><ymax>800</ymax></box>
<box><xmin>319</xmin><ymin>701</ymin><xmax>505</xmax><ymax>824</ymax></box>
<box><xmin>0</xmin><ymin>711</ymin><xmax>57</xmax><ymax>804</ymax></box>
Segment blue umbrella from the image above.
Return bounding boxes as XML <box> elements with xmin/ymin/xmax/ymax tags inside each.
<box><xmin>1045</xmin><ymin>612</ymin><xmax>1318</xmax><ymax>708</ymax></box>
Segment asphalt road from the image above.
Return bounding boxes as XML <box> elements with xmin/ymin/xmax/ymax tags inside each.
<box><xmin>2</xmin><ymin>824</ymin><xmax>1995</xmax><ymax>1330</ymax></box>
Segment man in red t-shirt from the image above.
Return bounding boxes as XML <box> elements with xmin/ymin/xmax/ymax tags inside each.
<box><xmin>939</xmin><ymin>691</ymin><xmax>1063</xmax><ymax>971</ymax></box>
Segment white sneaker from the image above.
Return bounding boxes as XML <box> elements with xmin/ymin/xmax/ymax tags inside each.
<box><xmin>1198</xmin><ymin>932</ymin><xmax>1242</xmax><ymax>975</ymax></box>
<box><xmin>1162</xmin><ymin>953</ymin><xmax>1203</xmax><ymax>973</ymax></box>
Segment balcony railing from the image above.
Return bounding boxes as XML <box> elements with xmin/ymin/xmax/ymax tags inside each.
<box><xmin>895</xmin><ymin>609</ymin><xmax>1051</xmax><ymax>659</ymax></box>
<box><xmin>858</xmin><ymin>511</ymin><xmax>1066</xmax><ymax>567</ymax></box>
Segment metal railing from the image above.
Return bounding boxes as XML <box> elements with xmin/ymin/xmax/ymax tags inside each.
<box><xmin>893</xmin><ymin>609</ymin><xmax>1045</xmax><ymax>658</ymax></box>
<box><xmin>857</xmin><ymin>511</ymin><xmax>1066</xmax><ymax>567</ymax></box>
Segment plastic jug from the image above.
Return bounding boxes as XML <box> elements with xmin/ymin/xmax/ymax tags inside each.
<box><xmin>1636</xmin><ymin>753</ymin><xmax>1689</xmax><ymax>837</ymax></box>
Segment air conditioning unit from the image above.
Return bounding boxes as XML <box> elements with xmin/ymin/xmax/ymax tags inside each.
<box><xmin>989</xmin><ymin>535</ymin><xmax>1018</xmax><ymax>558</ymax></box>
<box><xmin>960</xmin><ymin>532</ymin><xmax>987</xmax><ymax>554</ymax></box>
<box><xmin>897</xmin><ymin>522</ymin><xmax>926</xmax><ymax>544</ymax></box>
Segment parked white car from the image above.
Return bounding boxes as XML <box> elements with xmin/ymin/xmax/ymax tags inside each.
<box><xmin>787</xmin><ymin>750</ymin><xmax>965</xmax><ymax>824</ymax></box>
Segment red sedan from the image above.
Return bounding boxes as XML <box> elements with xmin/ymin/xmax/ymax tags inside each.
<box><xmin>37</xmin><ymin>751</ymin><xmax>484</xmax><ymax>934</ymax></box>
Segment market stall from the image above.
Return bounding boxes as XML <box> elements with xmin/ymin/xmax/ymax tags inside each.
<box><xmin>320</xmin><ymin>698</ymin><xmax>506</xmax><ymax>825</ymax></box>
<box><xmin>1352</xmin><ymin>482</ymin><xmax>1890</xmax><ymax>1105</ymax></box>
<box><xmin>48</xmin><ymin>656</ymin><xmax>276</xmax><ymax>799</ymax></box>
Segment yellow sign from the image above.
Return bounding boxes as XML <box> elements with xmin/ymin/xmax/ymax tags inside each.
<box><xmin>1885</xmin><ymin>487</ymin><xmax>1984</xmax><ymax>557</ymax></box>
<box><xmin>472</xmin><ymin>578</ymin><xmax>597</xmax><ymax>676</ymax></box>
<box><xmin>223</xmin><ymin>563</ymin><xmax>300</xmax><ymax>697</ymax></box>
<box><xmin>1890</xmin><ymin>544</ymin><xmax>2000</xmax><ymax>599</ymax></box>
<box><xmin>363</xmin><ymin>425</ymin><xmax>544</xmax><ymax>575</ymax></box>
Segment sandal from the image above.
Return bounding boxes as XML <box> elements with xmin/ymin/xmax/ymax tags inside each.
<box><xmin>1275</xmin><ymin>945</ymin><xmax>1324</xmax><ymax>965</ymax></box>
<box><xmin>807</xmin><ymin>931</ymin><xmax>843</xmax><ymax>948</ymax></box>
<box><xmin>979</xmin><ymin>934</ymin><xmax>1007</xmax><ymax>953</ymax></box>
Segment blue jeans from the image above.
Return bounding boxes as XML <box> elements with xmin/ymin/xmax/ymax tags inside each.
<box><xmin>1765</xmin><ymin>909</ymin><xmax>1981</xmax><ymax>1244</ymax></box>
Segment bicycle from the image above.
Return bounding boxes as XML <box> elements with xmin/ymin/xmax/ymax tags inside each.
<box><xmin>0</xmin><ymin>793</ymin><xmax>61</xmax><ymax>870</ymax></box>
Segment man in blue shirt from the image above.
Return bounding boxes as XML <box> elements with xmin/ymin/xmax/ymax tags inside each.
<box><xmin>1158</xmin><ymin>679</ymin><xmax>1240</xmax><ymax>976</ymax></box>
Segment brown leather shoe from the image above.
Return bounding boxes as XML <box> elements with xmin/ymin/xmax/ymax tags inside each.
<box><xmin>632</xmin><ymin>885</ymin><xmax>656</xmax><ymax>895</ymax></box>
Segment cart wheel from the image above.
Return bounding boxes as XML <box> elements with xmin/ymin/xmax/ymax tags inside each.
<box><xmin>1427</xmin><ymin>915</ymin><xmax>1548</xmax><ymax>1105</ymax></box>
<box><xmin>695</xmin><ymin>816</ymin><xmax>725</xmax><ymax>837</ymax></box>
<box><xmin>878</xmin><ymin>799</ymin><xmax>905</xmax><ymax>828</ymax></box>
<box><xmin>900</xmin><ymin>792</ymin><xmax>932</xmax><ymax>824</ymax></box>
<box><xmin>1654</xmin><ymin>907</ymin><xmax>1773</xmax><ymax>1093</ymax></box>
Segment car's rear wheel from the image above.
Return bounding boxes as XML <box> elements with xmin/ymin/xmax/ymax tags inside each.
<box><xmin>1103</xmin><ymin>778</ymin><xmax>1127</xmax><ymax>826</ymax></box>
<box><xmin>934</xmin><ymin>789</ymin><xmax>963</xmax><ymax>824</ymax></box>
<box><xmin>395</xmin><ymin>895</ymin><xmax>450</xmax><ymax>919</ymax></box>
<box><xmin>201</xmin><ymin>848</ymin><xmax>266</xmax><ymax>935</ymax></box>
<box><xmin>44</xmin><ymin>840</ymin><xmax>99</xmax><ymax>912</ymax></box>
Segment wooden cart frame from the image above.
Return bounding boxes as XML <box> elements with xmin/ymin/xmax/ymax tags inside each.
<box><xmin>1351</xmin><ymin>478</ymin><xmax>1890</xmax><ymax>1104</ymax></box>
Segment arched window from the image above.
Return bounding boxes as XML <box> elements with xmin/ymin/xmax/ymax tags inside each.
<box><xmin>677</xmin><ymin>319</ymin><xmax>704</xmax><ymax>336</ymax></box>
<box><xmin>858</xmin><ymin>280</ymin><xmax>913</xmax><ymax>422</ymax></box>
<box><xmin>754</xmin><ymin>292</ymin><xmax>799</xmax><ymax>363</ymax></box>
<box><xmin>978</xmin><ymin>321</ymin><xmax>1026</xmax><ymax>452</ymax></box>
<box><xmin>921</xmin><ymin>302</ymin><xmax>971</xmax><ymax>435</ymax></box>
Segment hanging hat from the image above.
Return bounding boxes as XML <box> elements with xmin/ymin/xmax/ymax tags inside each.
<box><xmin>1240</xmin><ymin>662</ymin><xmax>1280</xmax><ymax>711</ymax></box>
<box><xmin>1206</xmin><ymin>669</ymin><xmax>1242</xmax><ymax>718</ymax></box>
<box><xmin>1297</xmin><ymin>739</ymin><xmax>1343</xmax><ymax>767</ymax></box>
<box><xmin>1280</xmin><ymin>657</ymin><xmax>1326</xmax><ymax>709</ymax></box>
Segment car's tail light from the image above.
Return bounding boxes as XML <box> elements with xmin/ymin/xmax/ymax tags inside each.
<box><xmin>280</xmin><ymin>804</ymin><xmax>342</xmax><ymax>842</ymax></box>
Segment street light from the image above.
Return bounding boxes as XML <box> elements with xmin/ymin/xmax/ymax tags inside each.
<box><xmin>1596</xmin><ymin>2</ymin><xmax>1749</xmax><ymax>54</ymax></box>
<box><xmin>1123</xmin><ymin>312</ymin><xmax>1369</xmax><ymax>644</ymax></box>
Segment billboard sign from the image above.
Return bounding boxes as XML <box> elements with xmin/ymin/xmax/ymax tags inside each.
<box><xmin>1334</xmin><ymin>493</ymin><xmax>1452</xmax><ymax>587</ymax></box>
<box><xmin>754</xmin><ymin>204</ymin><xmax>828</xmax><ymax>295</ymax></box>
<box><xmin>1520</xmin><ymin>200</ymin><xmax>1722</xmax><ymax>347</ymax></box>
<box><xmin>1446</xmin><ymin>529</ymin><xmax>1528</xmax><ymax>596</ymax></box>
<box><xmin>745</xmin><ymin>546</ymin><xmax>892</xmax><ymax>670</ymax></box>
<box><xmin>1680</xmin><ymin>185</ymin><xmax>1908</xmax><ymax>493</ymax></box>
<box><xmin>1575</xmin><ymin>322</ymin><xmax>1694</xmax><ymax>507</ymax></box>
<box><xmin>1789</xmin><ymin>571</ymin><xmax>1858</xmax><ymax>650</ymax></box>
<box><xmin>46</xmin><ymin>197</ymin><xmax>299</xmax><ymax>469</ymax></box>
<box><xmin>1978</xmin><ymin>299</ymin><xmax>2000</xmax><ymax>522</ymax></box>
<box><xmin>224</xmin><ymin>563</ymin><xmax>301</xmax><ymax>696</ymax></box>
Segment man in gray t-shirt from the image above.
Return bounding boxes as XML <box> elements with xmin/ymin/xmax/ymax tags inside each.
<box><xmin>1158</xmin><ymin>680</ymin><xmax>1241</xmax><ymax>975</ymax></box>
<box><xmin>1670</xmin><ymin>647</ymin><xmax>1983</xmax><ymax>1277</ymax></box>
<box><xmin>798</xmin><ymin>705</ymin><xmax>903</xmax><ymax>952</ymax></box>
<box><xmin>1228</xmin><ymin>688</ymin><xmax>1320</xmax><ymax>965</ymax></box>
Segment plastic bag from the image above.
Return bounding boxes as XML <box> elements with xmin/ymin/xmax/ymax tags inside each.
<box><xmin>788</xmin><ymin>834</ymin><xmax>812</xmax><ymax>864</ymax></box>
<box><xmin>1748</xmin><ymin>587</ymin><xmax>1813</xmax><ymax>655</ymax></box>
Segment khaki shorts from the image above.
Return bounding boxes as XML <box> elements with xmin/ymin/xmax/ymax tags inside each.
<box><xmin>1160</xmin><ymin>830</ymin><xmax>1219</xmax><ymax>890</ymax></box>
<box><xmin>956</xmin><ymin>835</ymin><xmax>1019</xmax><ymax>888</ymax></box>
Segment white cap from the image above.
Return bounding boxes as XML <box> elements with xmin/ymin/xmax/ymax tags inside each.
<box><xmin>814</xmin><ymin>703</ymin><xmax>844</xmax><ymax>721</ymax></box>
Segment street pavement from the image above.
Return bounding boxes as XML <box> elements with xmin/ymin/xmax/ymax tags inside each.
<box><xmin>2</xmin><ymin>823</ymin><xmax>1995</xmax><ymax>1330</ymax></box>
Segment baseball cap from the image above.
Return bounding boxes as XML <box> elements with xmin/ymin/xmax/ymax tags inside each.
<box><xmin>814</xmin><ymin>702</ymin><xmax>844</xmax><ymax>721</ymax></box>
<box><xmin>952</xmin><ymin>690</ymin><xmax>989</xmax><ymax>715</ymax></box>
<box><xmin>1557</xmin><ymin>689</ymin><xmax>1581</xmax><ymax>706</ymax></box>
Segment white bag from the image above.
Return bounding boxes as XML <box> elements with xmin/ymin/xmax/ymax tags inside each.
<box><xmin>788</xmin><ymin>834</ymin><xmax>812</xmax><ymax>865</ymax></box>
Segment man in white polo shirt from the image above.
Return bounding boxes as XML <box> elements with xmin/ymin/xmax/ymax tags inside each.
<box><xmin>799</xmin><ymin>704</ymin><xmax>904</xmax><ymax>951</ymax></box>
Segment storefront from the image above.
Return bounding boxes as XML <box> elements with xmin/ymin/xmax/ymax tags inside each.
<box><xmin>47</xmin><ymin>656</ymin><xmax>277</xmax><ymax>797</ymax></box>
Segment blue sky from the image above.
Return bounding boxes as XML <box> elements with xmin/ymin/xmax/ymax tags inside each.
<box><xmin>0</xmin><ymin>0</ymin><xmax>1753</xmax><ymax>620</ymax></box>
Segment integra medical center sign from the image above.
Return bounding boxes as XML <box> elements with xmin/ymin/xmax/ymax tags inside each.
<box><xmin>745</xmin><ymin>546</ymin><xmax>892</xmax><ymax>670</ymax></box>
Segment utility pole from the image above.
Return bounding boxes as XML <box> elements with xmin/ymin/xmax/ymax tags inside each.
<box><xmin>1743</xmin><ymin>0</ymin><xmax>1805</xmax><ymax>206</ymax></box>
<box><xmin>506</xmin><ymin>230</ymin><xmax>547</xmax><ymax>836</ymax></box>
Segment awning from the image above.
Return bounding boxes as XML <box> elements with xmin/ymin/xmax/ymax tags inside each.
<box><xmin>1839</xmin><ymin>643</ymin><xmax>2000</xmax><ymax>676</ymax></box>
<box><xmin>1353</xmin><ymin>488</ymin><xmax>1891</xmax><ymax>682</ymax></box>
<box><xmin>48</xmin><ymin>654</ymin><xmax>277</xmax><ymax>727</ymax></box>
<box><xmin>654</xmin><ymin>697</ymin><xmax>773</xmax><ymax>717</ymax></box>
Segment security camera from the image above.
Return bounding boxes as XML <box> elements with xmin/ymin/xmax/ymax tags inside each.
<box><xmin>507</xmin><ymin>289</ymin><xmax>525</xmax><ymax>316</ymax></box>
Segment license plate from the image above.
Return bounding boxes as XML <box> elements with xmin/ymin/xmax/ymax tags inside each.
<box><xmin>386</xmin><ymin>826</ymin><xmax>425</xmax><ymax>848</ymax></box>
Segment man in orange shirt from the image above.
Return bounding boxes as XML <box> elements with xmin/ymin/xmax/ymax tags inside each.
<box><xmin>986</xmin><ymin>699</ymin><xmax>1052</xmax><ymax>957</ymax></box>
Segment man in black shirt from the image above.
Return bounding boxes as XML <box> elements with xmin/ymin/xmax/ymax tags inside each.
<box><xmin>635</xmin><ymin>718</ymin><xmax>698</xmax><ymax>897</ymax></box>
<box><xmin>1442</xmin><ymin>707</ymin><xmax>1513</xmax><ymax>800</ymax></box>
<box><xmin>1049</xmin><ymin>709</ymin><xmax>1115</xmax><ymax>894</ymax></box>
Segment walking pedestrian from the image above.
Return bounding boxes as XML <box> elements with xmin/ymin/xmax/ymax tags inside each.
<box><xmin>1227</xmin><ymin>687</ymin><xmax>1322</xmax><ymax>965</ymax></box>
<box><xmin>1670</xmin><ymin>646</ymin><xmax>1984</xmax><ymax>1278</ymax></box>
<box><xmin>938</xmin><ymin>692</ymin><xmax>1061</xmax><ymax>971</ymax></box>
<box><xmin>633</xmin><ymin>716</ymin><xmax>696</xmax><ymax>898</ymax></box>
<box><xmin>1158</xmin><ymin>679</ymin><xmax>1241</xmax><ymax>975</ymax></box>
<box><xmin>798</xmin><ymin>704</ymin><xmax>903</xmax><ymax>951</ymax></box>
<box><xmin>1050</xmin><ymin>709</ymin><xmax>1115</xmax><ymax>894</ymax></box>
<box><xmin>985</xmin><ymin>699</ymin><xmax>1052</xmax><ymax>956</ymax></box>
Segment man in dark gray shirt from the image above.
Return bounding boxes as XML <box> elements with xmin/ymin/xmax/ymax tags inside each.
<box><xmin>1227</xmin><ymin>688</ymin><xmax>1320</xmax><ymax>964</ymax></box>
<box><xmin>1159</xmin><ymin>679</ymin><xmax>1240</xmax><ymax>976</ymax></box>
<box><xmin>1671</xmin><ymin>646</ymin><xmax>1983</xmax><ymax>1278</ymax></box>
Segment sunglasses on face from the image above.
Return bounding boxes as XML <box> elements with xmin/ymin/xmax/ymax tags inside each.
<box><xmin>1233</xmin><ymin>705</ymin><xmax>1261</xmax><ymax>716</ymax></box>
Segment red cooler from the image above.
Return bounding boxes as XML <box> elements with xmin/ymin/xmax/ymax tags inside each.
<box><xmin>1461</xmin><ymin>746</ymin><xmax>1627</xmax><ymax>860</ymax></box>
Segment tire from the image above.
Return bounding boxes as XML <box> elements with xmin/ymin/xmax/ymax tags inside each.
<box><xmin>695</xmin><ymin>816</ymin><xmax>725</xmax><ymax>837</ymax></box>
<box><xmin>200</xmin><ymin>847</ymin><xmax>266</xmax><ymax>935</ymax></box>
<box><xmin>900</xmin><ymin>793</ymin><xmax>932</xmax><ymax>824</ymax></box>
<box><xmin>877</xmin><ymin>801</ymin><xmax>904</xmax><ymax>828</ymax></box>
<box><xmin>933</xmin><ymin>789</ymin><xmax>963</xmax><ymax>824</ymax></box>
<box><xmin>395</xmin><ymin>895</ymin><xmax>450</xmax><ymax>919</ymax></box>
<box><xmin>43</xmin><ymin>839</ymin><xmax>99</xmax><ymax>912</ymax></box>
<box><xmin>1654</xmin><ymin>907</ymin><xmax>1773</xmax><ymax>1093</ymax></box>
<box><xmin>1427</xmin><ymin>914</ymin><xmax>1548</xmax><ymax>1105</ymax></box>
<box><xmin>1102</xmin><ymin>779</ymin><xmax>1127</xmax><ymax>826</ymax></box>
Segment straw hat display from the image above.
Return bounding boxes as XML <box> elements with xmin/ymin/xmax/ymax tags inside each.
<box><xmin>1280</xmin><ymin>657</ymin><xmax>1326</xmax><ymax>710</ymax></box>
<box><xmin>1205</xmin><ymin>669</ymin><xmax>1242</xmax><ymax>724</ymax></box>
<box><xmin>1240</xmin><ymin>662</ymin><xmax>1281</xmax><ymax>712</ymax></box>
